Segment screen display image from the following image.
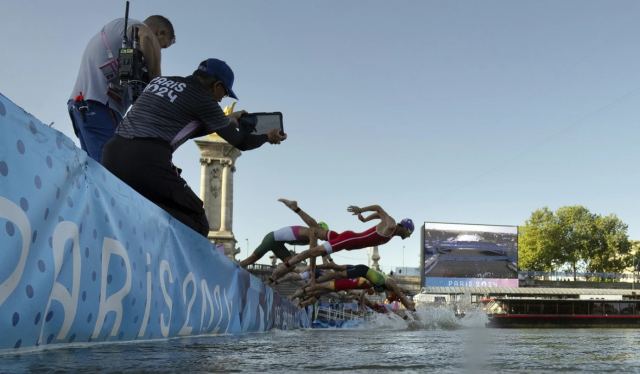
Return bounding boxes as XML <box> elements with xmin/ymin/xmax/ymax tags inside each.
<box><xmin>239</xmin><ymin>112</ymin><xmax>283</xmax><ymax>135</ymax></box>
<box><xmin>422</xmin><ymin>222</ymin><xmax>518</xmax><ymax>287</ymax></box>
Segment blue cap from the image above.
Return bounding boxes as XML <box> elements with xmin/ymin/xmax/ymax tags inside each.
<box><xmin>197</xmin><ymin>58</ymin><xmax>238</xmax><ymax>100</ymax></box>
<box><xmin>399</xmin><ymin>218</ymin><xmax>414</xmax><ymax>233</ymax></box>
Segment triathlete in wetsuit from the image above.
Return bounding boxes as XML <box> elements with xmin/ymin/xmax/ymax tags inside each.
<box><xmin>292</xmin><ymin>277</ymin><xmax>373</xmax><ymax>300</ymax></box>
<box><xmin>304</xmin><ymin>263</ymin><xmax>416</xmax><ymax>311</ymax></box>
<box><xmin>239</xmin><ymin>198</ymin><xmax>335</xmax><ymax>267</ymax></box>
<box><xmin>271</xmin><ymin>203</ymin><xmax>413</xmax><ymax>280</ymax></box>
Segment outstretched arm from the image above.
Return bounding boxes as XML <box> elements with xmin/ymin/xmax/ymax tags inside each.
<box><xmin>385</xmin><ymin>279</ymin><xmax>416</xmax><ymax>311</ymax></box>
<box><xmin>347</xmin><ymin>204</ymin><xmax>391</xmax><ymax>223</ymax></box>
<box><xmin>216</xmin><ymin>125</ymin><xmax>285</xmax><ymax>151</ymax></box>
<box><xmin>316</xmin><ymin>270</ymin><xmax>345</xmax><ymax>283</ymax></box>
<box><xmin>321</xmin><ymin>255</ymin><xmax>334</xmax><ymax>265</ymax></box>
<box><xmin>279</xmin><ymin>198</ymin><xmax>321</xmax><ymax>228</ymax></box>
<box><xmin>357</xmin><ymin>294</ymin><xmax>388</xmax><ymax>314</ymax></box>
<box><xmin>359</xmin><ymin>294</ymin><xmax>375</xmax><ymax>309</ymax></box>
<box><xmin>316</xmin><ymin>262</ymin><xmax>345</xmax><ymax>271</ymax></box>
<box><xmin>357</xmin><ymin>212</ymin><xmax>380</xmax><ymax>222</ymax></box>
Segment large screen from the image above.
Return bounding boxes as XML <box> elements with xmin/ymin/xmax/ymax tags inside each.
<box><xmin>421</xmin><ymin>222</ymin><xmax>518</xmax><ymax>287</ymax></box>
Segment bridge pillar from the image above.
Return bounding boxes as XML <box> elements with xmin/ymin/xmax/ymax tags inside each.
<box><xmin>196</xmin><ymin>134</ymin><xmax>242</xmax><ymax>260</ymax></box>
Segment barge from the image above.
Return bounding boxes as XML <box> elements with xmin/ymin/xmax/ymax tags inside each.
<box><xmin>486</xmin><ymin>298</ymin><xmax>640</xmax><ymax>328</ymax></box>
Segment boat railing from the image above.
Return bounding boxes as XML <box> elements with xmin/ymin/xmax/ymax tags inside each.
<box><xmin>519</xmin><ymin>270</ymin><xmax>637</xmax><ymax>281</ymax></box>
<box><xmin>483</xmin><ymin>299</ymin><xmax>505</xmax><ymax>314</ymax></box>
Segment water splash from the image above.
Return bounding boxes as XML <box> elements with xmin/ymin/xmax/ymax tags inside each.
<box><xmin>355</xmin><ymin>305</ymin><xmax>489</xmax><ymax>331</ymax></box>
<box><xmin>411</xmin><ymin>306</ymin><xmax>462</xmax><ymax>330</ymax></box>
<box><xmin>457</xmin><ymin>308</ymin><xmax>489</xmax><ymax>328</ymax></box>
<box><xmin>361</xmin><ymin>311</ymin><xmax>409</xmax><ymax>330</ymax></box>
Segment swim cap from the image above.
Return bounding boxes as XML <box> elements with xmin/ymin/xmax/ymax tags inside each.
<box><xmin>399</xmin><ymin>218</ymin><xmax>414</xmax><ymax>233</ymax></box>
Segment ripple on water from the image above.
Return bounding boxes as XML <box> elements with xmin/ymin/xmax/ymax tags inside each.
<box><xmin>1</xmin><ymin>322</ymin><xmax>640</xmax><ymax>372</ymax></box>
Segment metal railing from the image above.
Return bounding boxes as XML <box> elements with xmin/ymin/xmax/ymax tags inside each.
<box><xmin>519</xmin><ymin>270</ymin><xmax>637</xmax><ymax>281</ymax></box>
<box><xmin>246</xmin><ymin>263</ymin><xmax>275</xmax><ymax>272</ymax></box>
<box><xmin>314</xmin><ymin>304</ymin><xmax>369</xmax><ymax>322</ymax></box>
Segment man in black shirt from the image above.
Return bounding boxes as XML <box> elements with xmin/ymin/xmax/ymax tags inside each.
<box><xmin>102</xmin><ymin>58</ymin><xmax>286</xmax><ymax>236</ymax></box>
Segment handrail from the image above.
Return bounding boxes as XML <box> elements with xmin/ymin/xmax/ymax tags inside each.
<box><xmin>520</xmin><ymin>270</ymin><xmax>637</xmax><ymax>280</ymax></box>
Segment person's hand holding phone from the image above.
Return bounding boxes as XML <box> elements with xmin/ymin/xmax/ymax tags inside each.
<box><xmin>266</xmin><ymin>128</ymin><xmax>287</xmax><ymax>144</ymax></box>
<box><xmin>227</xmin><ymin>110</ymin><xmax>247</xmax><ymax>128</ymax></box>
<box><xmin>227</xmin><ymin>110</ymin><xmax>248</xmax><ymax>128</ymax></box>
<box><xmin>228</xmin><ymin>110</ymin><xmax>247</xmax><ymax>119</ymax></box>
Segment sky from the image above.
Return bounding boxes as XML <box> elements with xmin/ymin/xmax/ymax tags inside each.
<box><xmin>1</xmin><ymin>0</ymin><xmax>639</xmax><ymax>272</ymax></box>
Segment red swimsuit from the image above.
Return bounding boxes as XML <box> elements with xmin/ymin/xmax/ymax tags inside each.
<box><xmin>333</xmin><ymin>277</ymin><xmax>371</xmax><ymax>291</ymax></box>
<box><xmin>323</xmin><ymin>226</ymin><xmax>392</xmax><ymax>254</ymax></box>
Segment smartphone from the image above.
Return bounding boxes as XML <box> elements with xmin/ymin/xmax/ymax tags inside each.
<box><xmin>238</xmin><ymin>112</ymin><xmax>284</xmax><ymax>135</ymax></box>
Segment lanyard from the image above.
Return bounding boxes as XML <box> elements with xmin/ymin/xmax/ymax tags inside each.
<box><xmin>100</xmin><ymin>29</ymin><xmax>116</xmax><ymax>60</ymax></box>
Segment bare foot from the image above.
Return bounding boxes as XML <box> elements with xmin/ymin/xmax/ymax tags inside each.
<box><xmin>278</xmin><ymin>198</ymin><xmax>298</xmax><ymax>211</ymax></box>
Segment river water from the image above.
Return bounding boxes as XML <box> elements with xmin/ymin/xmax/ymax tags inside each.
<box><xmin>1</xmin><ymin>307</ymin><xmax>639</xmax><ymax>373</ymax></box>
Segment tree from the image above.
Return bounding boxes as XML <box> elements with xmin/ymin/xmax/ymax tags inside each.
<box><xmin>586</xmin><ymin>215</ymin><xmax>631</xmax><ymax>276</ymax></box>
<box><xmin>519</xmin><ymin>205</ymin><xmax>631</xmax><ymax>279</ymax></box>
<box><xmin>519</xmin><ymin>207</ymin><xmax>558</xmax><ymax>271</ymax></box>
<box><xmin>626</xmin><ymin>240</ymin><xmax>640</xmax><ymax>273</ymax></box>
<box><xmin>555</xmin><ymin>206</ymin><xmax>595</xmax><ymax>279</ymax></box>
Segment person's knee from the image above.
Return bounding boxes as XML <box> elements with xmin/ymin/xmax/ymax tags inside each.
<box><xmin>173</xmin><ymin>210</ymin><xmax>208</xmax><ymax>237</ymax></box>
<box><xmin>240</xmin><ymin>253</ymin><xmax>258</xmax><ymax>266</ymax></box>
<box><xmin>196</xmin><ymin>224</ymin><xmax>208</xmax><ymax>237</ymax></box>
<box><xmin>195</xmin><ymin>213</ymin><xmax>209</xmax><ymax>236</ymax></box>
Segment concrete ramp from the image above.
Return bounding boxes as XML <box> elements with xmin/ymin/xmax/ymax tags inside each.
<box><xmin>0</xmin><ymin>93</ymin><xmax>309</xmax><ymax>351</ymax></box>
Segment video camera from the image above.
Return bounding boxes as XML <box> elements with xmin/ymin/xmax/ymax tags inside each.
<box><xmin>117</xmin><ymin>1</ymin><xmax>149</xmax><ymax>104</ymax></box>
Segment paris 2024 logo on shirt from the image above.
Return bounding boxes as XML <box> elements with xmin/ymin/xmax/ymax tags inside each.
<box><xmin>143</xmin><ymin>77</ymin><xmax>187</xmax><ymax>103</ymax></box>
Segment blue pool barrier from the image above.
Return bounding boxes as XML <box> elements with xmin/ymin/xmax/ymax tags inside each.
<box><xmin>0</xmin><ymin>93</ymin><xmax>309</xmax><ymax>351</ymax></box>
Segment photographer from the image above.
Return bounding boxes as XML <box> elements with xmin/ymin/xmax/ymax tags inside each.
<box><xmin>102</xmin><ymin>58</ymin><xmax>286</xmax><ymax>237</ymax></box>
<box><xmin>68</xmin><ymin>15</ymin><xmax>175</xmax><ymax>162</ymax></box>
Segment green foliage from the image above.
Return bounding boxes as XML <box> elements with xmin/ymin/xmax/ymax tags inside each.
<box><xmin>628</xmin><ymin>240</ymin><xmax>640</xmax><ymax>270</ymax></box>
<box><xmin>587</xmin><ymin>215</ymin><xmax>631</xmax><ymax>273</ymax></box>
<box><xmin>518</xmin><ymin>205</ymin><xmax>631</xmax><ymax>275</ymax></box>
<box><xmin>519</xmin><ymin>207</ymin><xmax>557</xmax><ymax>271</ymax></box>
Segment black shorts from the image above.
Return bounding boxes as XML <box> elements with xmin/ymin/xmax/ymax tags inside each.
<box><xmin>102</xmin><ymin>136</ymin><xmax>209</xmax><ymax>236</ymax></box>
<box><xmin>252</xmin><ymin>232</ymin><xmax>294</xmax><ymax>261</ymax></box>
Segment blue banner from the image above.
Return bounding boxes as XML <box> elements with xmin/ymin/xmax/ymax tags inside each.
<box><xmin>0</xmin><ymin>93</ymin><xmax>309</xmax><ymax>351</ymax></box>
